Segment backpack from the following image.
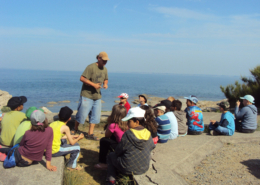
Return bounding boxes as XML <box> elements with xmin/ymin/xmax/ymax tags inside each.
<box><xmin>3</xmin><ymin>144</ymin><xmax>20</xmax><ymax>168</ymax></box>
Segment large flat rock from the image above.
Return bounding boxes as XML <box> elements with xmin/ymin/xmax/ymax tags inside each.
<box><xmin>135</xmin><ymin>131</ymin><xmax>260</xmax><ymax>185</ymax></box>
<box><xmin>0</xmin><ymin>156</ymin><xmax>64</xmax><ymax>185</ymax></box>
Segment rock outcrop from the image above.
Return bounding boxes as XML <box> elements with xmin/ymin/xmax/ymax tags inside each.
<box><xmin>0</xmin><ymin>90</ymin><xmax>12</xmax><ymax>109</ymax></box>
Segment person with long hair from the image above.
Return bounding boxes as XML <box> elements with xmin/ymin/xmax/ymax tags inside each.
<box><xmin>0</xmin><ymin>110</ymin><xmax>57</xmax><ymax>171</ymax></box>
<box><xmin>94</xmin><ymin>104</ymin><xmax>128</xmax><ymax>170</ymax></box>
<box><xmin>140</xmin><ymin>105</ymin><xmax>158</xmax><ymax>144</ymax></box>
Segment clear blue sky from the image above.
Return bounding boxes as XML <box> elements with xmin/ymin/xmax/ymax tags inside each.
<box><xmin>1</xmin><ymin>0</ymin><xmax>259</xmax><ymax>76</ymax></box>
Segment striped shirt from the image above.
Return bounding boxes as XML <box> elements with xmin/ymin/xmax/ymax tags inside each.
<box><xmin>156</xmin><ymin>114</ymin><xmax>171</xmax><ymax>143</ymax></box>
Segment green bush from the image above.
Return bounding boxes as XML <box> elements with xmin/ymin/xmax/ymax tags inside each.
<box><xmin>220</xmin><ymin>65</ymin><xmax>260</xmax><ymax>108</ymax></box>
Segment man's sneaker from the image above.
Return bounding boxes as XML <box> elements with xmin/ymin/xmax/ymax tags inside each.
<box><xmin>210</xmin><ymin>130</ymin><xmax>219</xmax><ymax>136</ymax></box>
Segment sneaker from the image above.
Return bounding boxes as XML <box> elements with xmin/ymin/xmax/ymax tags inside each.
<box><xmin>210</xmin><ymin>130</ymin><xmax>219</xmax><ymax>136</ymax></box>
<box><xmin>106</xmin><ymin>180</ymin><xmax>116</xmax><ymax>185</ymax></box>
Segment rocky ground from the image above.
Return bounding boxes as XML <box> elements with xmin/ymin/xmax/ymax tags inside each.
<box><xmin>183</xmin><ymin>141</ymin><xmax>260</xmax><ymax>185</ymax></box>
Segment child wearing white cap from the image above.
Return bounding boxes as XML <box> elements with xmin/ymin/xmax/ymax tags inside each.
<box><xmin>235</xmin><ymin>95</ymin><xmax>258</xmax><ymax>133</ymax></box>
<box><xmin>106</xmin><ymin>107</ymin><xmax>155</xmax><ymax>185</ymax></box>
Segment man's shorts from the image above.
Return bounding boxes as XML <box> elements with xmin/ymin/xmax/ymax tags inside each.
<box><xmin>75</xmin><ymin>96</ymin><xmax>101</xmax><ymax>124</ymax></box>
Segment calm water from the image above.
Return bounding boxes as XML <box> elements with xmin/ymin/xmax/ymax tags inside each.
<box><xmin>0</xmin><ymin>69</ymin><xmax>240</xmax><ymax>112</ymax></box>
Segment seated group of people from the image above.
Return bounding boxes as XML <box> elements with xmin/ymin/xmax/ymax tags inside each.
<box><xmin>0</xmin><ymin>93</ymin><xmax>258</xmax><ymax>185</ymax></box>
<box><xmin>0</xmin><ymin>96</ymin><xmax>84</xmax><ymax>171</ymax></box>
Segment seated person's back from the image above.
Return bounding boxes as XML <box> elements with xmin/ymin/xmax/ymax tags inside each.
<box><xmin>184</xmin><ymin>95</ymin><xmax>204</xmax><ymax>135</ymax></box>
<box><xmin>0</xmin><ymin>96</ymin><xmax>27</xmax><ymax>146</ymax></box>
<box><xmin>13</xmin><ymin>107</ymin><xmax>44</xmax><ymax>145</ymax></box>
<box><xmin>235</xmin><ymin>95</ymin><xmax>258</xmax><ymax>133</ymax></box>
<box><xmin>153</xmin><ymin>104</ymin><xmax>171</xmax><ymax>143</ymax></box>
<box><xmin>171</xmin><ymin>100</ymin><xmax>188</xmax><ymax>135</ymax></box>
<box><xmin>160</xmin><ymin>100</ymin><xmax>178</xmax><ymax>140</ymax></box>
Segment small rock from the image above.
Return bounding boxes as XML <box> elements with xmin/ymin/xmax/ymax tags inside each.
<box><xmin>47</xmin><ymin>101</ymin><xmax>57</xmax><ymax>104</ymax></box>
<box><xmin>58</xmin><ymin>100</ymin><xmax>70</xmax><ymax>103</ymax></box>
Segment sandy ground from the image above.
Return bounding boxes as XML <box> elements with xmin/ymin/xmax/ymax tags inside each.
<box><xmin>182</xmin><ymin>141</ymin><xmax>260</xmax><ymax>185</ymax></box>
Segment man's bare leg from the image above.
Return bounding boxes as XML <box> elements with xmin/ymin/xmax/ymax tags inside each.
<box><xmin>88</xmin><ymin>123</ymin><xmax>95</xmax><ymax>135</ymax></box>
<box><xmin>74</xmin><ymin>120</ymin><xmax>80</xmax><ymax>131</ymax></box>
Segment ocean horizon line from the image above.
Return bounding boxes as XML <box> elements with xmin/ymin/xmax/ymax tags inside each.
<box><xmin>1</xmin><ymin>68</ymin><xmax>241</xmax><ymax>78</ymax></box>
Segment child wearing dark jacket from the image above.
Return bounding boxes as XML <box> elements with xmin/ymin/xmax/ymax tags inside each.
<box><xmin>106</xmin><ymin>107</ymin><xmax>155</xmax><ymax>185</ymax></box>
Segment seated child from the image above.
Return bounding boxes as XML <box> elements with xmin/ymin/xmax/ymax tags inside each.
<box><xmin>0</xmin><ymin>96</ymin><xmax>27</xmax><ymax>147</ymax></box>
<box><xmin>13</xmin><ymin>107</ymin><xmax>44</xmax><ymax>145</ymax></box>
<box><xmin>209</xmin><ymin>101</ymin><xmax>235</xmax><ymax>136</ymax></box>
<box><xmin>160</xmin><ymin>100</ymin><xmax>178</xmax><ymax>140</ymax></box>
<box><xmin>94</xmin><ymin>105</ymin><xmax>128</xmax><ymax>170</ymax></box>
<box><xmin>140</xmin><ymin>105</ymin><xmax>158</xmax><ymax>144</ymax></box>
<box><xmin>138</xmin><ymin>94</ymin><xmax>148</xmax><ymax>107</ymax></box>
<box><xmin>184</xmin><ymin>95</ymin><xmax>204</xmax><ymax>135</ymax></box>
<box><xmin>153</xmin><ymin>104</ymin><xmax>171</xmax><ymax>143</ymax></box>
<box><xmin>171</xmin><ymin>100</ymin><xmax>188</xmax><ymax>136</ymax></box>
<box><xmin>106</xmin><ymin>107</ymin><xmax>155</xmax><ymax>185</ymax></box>
<box><xmin>118</xmin><ymin>93</ymin><xmax>131</xmax><ymax>113</ymax></box>
<box><xmin>235</xmin><ymin>95</ymin><xmax>258</xmax><ymax>133</ymax></box>
<box><xmin>167</xmin><ymin>96</ymin><xmax>175</xmax><ymax>102</ymax></box>
<box><xmin>50</xmin><ymin>106</ymin><xmax>84</xmax><ymax>170</ymax></box>
<box><xmin>0</xmin><ymin>110</ymin><xmax>57</xmax><ymax>171</ymax></box>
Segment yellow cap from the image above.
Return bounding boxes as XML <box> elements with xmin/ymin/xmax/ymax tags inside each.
<box><xmin>97</xmin><ymin>51</ymin><xmax>110</xmax><ymax>61</ymax></box>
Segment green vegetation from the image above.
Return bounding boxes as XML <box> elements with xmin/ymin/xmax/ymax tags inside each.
<box><xmin>220</xmin><ymin>65</ymin><xmax>260</xmax><ymax>108</ymax></box>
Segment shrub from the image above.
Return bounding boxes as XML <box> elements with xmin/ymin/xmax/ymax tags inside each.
<box><xmin>220</xmin><ymin>65</ymin><xmax>260</xmax><ymax>108</ymax></box>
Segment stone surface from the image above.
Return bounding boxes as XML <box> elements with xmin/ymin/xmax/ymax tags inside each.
<box><xmin>58</xmin><ymin>100</ymin><xmax>70</xmax><ymax>103</ymax></box>
<box><xmin>47</xmin><ymin>101</ymin><xmax>57</xmax><ymax>105</ymax></box>
<box><xmin>0</xmin><ymin>90</ymin><xmax>12</xmax><ymax>109</ymax></box>
<box><xmin>40</xmin><ymin>107</ymin><xmax>52</xmax><ymax>114</ymax></box>
<box><xmin>0</xmin><ymin>156</ymin><xmax>64</xmax><ymax>185</ymax></box>
<box><xmin>135</xmin><ymin>131</ymin><xmax>260</xmax><ymax>185</ymax></box>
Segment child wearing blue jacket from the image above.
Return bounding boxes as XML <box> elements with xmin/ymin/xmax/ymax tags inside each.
<box><xmin>209</xmin><ymin>101</ymin><xmax>235</xmax><ymax>136</ymax></box>
<box><xmin>184</xmin><ymin>95</ymin><xmax>204</xmax><ymax>135</ymax></box>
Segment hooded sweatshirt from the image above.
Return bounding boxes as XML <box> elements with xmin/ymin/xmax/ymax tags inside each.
<box><xmin>115</xmin><ymin>127</ymin><xmax>155</xmax><ymax>175</ymax></box>
<box><xmin>235</xmin><ymin>104</ymin><xmax>258</xmax><ymax>130</ymax></box>
<box><xmin>174</xmin><ymin>111</ymin><xmax>188</xmax><ymax>135</ymax></box>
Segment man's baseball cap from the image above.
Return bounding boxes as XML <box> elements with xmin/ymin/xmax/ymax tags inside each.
<box><xmin>122</xmin><ymin>107</ymin><xmax>145</xmax><ymax>121</ymax></box>
<box><xmin>139</xmin><ymin>94</ymin><xmax>148</xmax><ymax>103</ymax></box>
<box><xmin>217</xmin><ymin>101</ymin><xmax>230</xmax><ymax>109</ymax></box>
<box><xmin>160</xmin><ymin>100</ymin><xmax>172</xmax><ymax>109</ymax></box>
<box><xmin>31</xmin><ymin>110</ymin><xmax>45</xmax><ymax>126</ymax></box>
<box><xmin>59</xmin><ymin>106</ymin><xmax>73</xmax><ymax>122</ymax></box>
<box><xmin>7</xmin><ymin>96</ymin><xmax>27</xmax><ymax>109</ymax></box>
<box><xmin>240</xmin><ymin>95</ymin><xmax>255</xmax><ymax>103</ymax></box>
<box><xmin>153</xmin><ymin>103</ymin><xmax>166</xmax><ymax>113</ymax></box>
<box><xmin>26</xmin><ymin>106</ymin><xmax>44</xmax><ymax>119</ymax></box>
<box><xmin>184</xmin><ymin>95</ymin><xmax>198</xmax><ymax>104</ymax></box>
<box><xmin>118</xmin><ymin>93</ymin><xmax>129</xmax><ymax>99</ymax></box>
<box><xmin>97</xmin><ymin>51</ymin><xmax>110</xmax><ymax>61</ymax></box>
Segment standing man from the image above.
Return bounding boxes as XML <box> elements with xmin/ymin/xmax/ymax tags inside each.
<box><xmin>74</xmin><ymin>52</ymin><xmax>109</xmax><ymax>140</ymax></box>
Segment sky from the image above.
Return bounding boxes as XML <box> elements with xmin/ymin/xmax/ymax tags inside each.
<box><xmin>0</xmin><ymin>0</ymin><xmax>260</xmax><ymax>76</ymax></box>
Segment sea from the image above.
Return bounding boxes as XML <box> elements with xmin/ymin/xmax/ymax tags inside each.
<box><xmin>0</xmin><ymin>69</ymin><xmax>240</xmax><ymax>113</ymax></box>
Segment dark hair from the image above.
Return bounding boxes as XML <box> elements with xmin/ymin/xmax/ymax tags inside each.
<box><xmin>10</xmin><ymin>104</ymin><xmax>21</xmax><ymax>111</ymax></box>
<box><xmin>107</xmin><ymin>105</ymin><xmax>128</xmax><ymax>131</ymax></box>
<box><xmin>30</xmin><ymin>118</ymin><xmax>49</xmax><ymax>132</ymax></box>
<box><xmin>171</xmin><ymin>100</ymin><xmax>182</xmax><ymax>111</ymax></box>
<box><xmin>219</xmin><ymin>105</ymin><xmax>228</xmax><ymax>111</ymax></box>
<box><xmin>140</xmin><ymin>105</ymin><xmax>158</xmax><ymax>133</ymax></box>
<box><xmin>131</xmin><ymin>117</ymin><xmax>145</xmax><ymax>126</ymax></box>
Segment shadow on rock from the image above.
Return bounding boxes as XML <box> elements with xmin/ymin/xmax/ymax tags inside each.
<box><xmin>241</xmin><ymin>159</ymin><xmax>260</xmax><ymax>179</ymax></box>
<box><xmin>79</xmin><ymin>148</ymin><xmax>107</xmax><ymax>185</ymax></box>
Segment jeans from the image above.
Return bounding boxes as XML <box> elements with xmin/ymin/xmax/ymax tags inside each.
<box><xmin>52</xmin><ymin>139</ymin><xmax>80</xmax><ymax>168</ymax></box>
<box><xmin>76</xmin><ymin>96</ymin><xmax>101</xmax><ymax>124</ymax></box>
<box><xmin>209</xmin><ymin>123</ymin><xmax>230</xmax><ymax>135</ymax></box>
